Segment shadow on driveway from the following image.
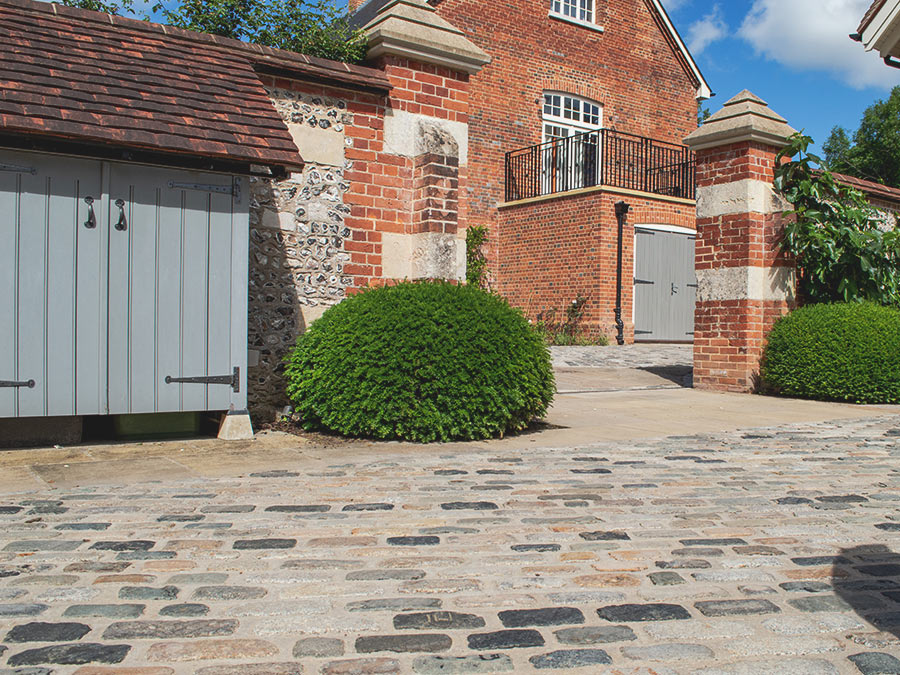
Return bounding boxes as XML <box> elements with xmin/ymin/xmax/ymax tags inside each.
<box><xmin>833</xmin><ymin>545</ymin><xmax>900</xmax><ymax>670</ymax></box>
<box><xmin>637</xmin><ymin>365</ymin><xmax>693</xmax><ymax>388</ymax></box>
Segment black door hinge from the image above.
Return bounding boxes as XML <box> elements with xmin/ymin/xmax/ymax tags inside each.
<box><xmin>165</xmin><ymin>367</ymin><xmax>239</xmax><ymax>393</ymax></box>
<box><xmin>0</xmin><ymin>379</ymin><xmax>35</xmax><ymax>388</ymax></box>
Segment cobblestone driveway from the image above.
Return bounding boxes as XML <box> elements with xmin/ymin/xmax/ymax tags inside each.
<box><xmin>1</xmin><ymin>415</ymin><xmax>900</xmax><ymax>674</ymax></box>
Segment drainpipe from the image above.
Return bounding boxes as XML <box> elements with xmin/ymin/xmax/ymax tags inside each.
<box><xmin>614</xmin><ymin>200</ymin><xmax>630</xmax><ymax>346</ymax></box>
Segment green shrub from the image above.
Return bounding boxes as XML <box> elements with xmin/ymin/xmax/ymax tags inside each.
<box><xmin>761</xmin><ymin>302</ymin><xmax>900</xmax><ymax>404</ymax></box>
<box><xmin>284</xmin><ymin>281</ymin><xmax>555</xmax><ymax>442</ymax></box>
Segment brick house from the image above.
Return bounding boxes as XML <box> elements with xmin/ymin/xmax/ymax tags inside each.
<box><xmin>0</xmin><ymin>0</ymin><xmax>709</xmax><ymax>440</ymax></box>
<box><xmin>352</xmin><ymin>0</ymin><xmax>712</xmax><ymax>343</ymax></box>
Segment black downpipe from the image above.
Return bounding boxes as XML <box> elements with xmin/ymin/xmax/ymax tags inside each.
<box><xmin>614</xmin><ymin>201</ymin><xmax>630</xmax><ymax>346</ymax></box>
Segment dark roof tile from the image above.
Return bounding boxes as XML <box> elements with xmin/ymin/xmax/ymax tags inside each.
<box><xmin>0</xmin><ymin>0</ymin><xmax>388</xmax><ymax>168</ymax></box>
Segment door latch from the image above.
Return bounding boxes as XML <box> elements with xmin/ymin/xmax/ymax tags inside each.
<box><xmin>114</xmin><ymin>199</ymin><xmax>127</xmax><ymax>231</ymax></box>
<box><xmin>83</xmin><ymin>196</ymin><xmax>96</xmax><ymax>229</ymax></box>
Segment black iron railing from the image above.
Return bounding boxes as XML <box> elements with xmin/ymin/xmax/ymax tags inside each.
<box><xmin>504</xmin><ymin>128</ymin><xmax>696</xmax><ymax>202</ymax></box>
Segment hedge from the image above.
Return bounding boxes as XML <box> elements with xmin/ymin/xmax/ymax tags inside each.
<box><xmin>284</xmin><ymin>281</ymin><xmax>555</xmax><ymax>442</ymax></box>
<box><xmin>761</xmin><ymin>302</ymin><xmax>900</xmax><ymax>404</ymax></box>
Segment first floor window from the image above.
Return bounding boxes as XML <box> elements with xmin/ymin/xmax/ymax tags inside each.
<box><xmin>542</xmin><ymin>93</ymin><xmax>601</xmax><ymax>142</ymax></box>
<box><xmin>551</xmin><ymin>0</ymin><xmax>593</xmax><ymax>23</ymax></box>
<box><xmin>541</xmin><ymin>92</ymin><xmax>602</xmax><ymax>193</ymax></box>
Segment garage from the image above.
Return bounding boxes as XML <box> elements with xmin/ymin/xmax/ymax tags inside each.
<box><xmin>633</xmin><ymin>224</ymin><xmax>697</xmax><ymax>342</ymax></box>
<box><xmin>0</xmin><ymin>150</ymin><xmax>248</xmax><ymax>419</ymax></box>
<box><xmin>0</xmin><ymin>0</ymin><xmax>303</xmax><ymax>439</ymax></box>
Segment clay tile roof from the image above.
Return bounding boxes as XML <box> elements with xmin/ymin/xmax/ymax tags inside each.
<box><xmin>833</xmin><ymin>171</ymin><xmax>900</xmax><ymax>205</ymax></box>
<box><xmin>0</xmin><ymin>0</ymin><xmax>390</xmax><ymax>170</ymax></box>
<box><xmin>858</xmin><ymin>0</ymin><xmax>889</xmax><ymax>34</ymax></box>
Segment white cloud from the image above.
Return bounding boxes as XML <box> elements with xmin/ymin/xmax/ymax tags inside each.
<box><xmin>739</xmin><ymin>0</ymin><xmax>900</xmax><ymax>90</ymax></box>
<box><xmin>662</xmin><ymin>0</ymin><xmax>691</xmax><ymax>12</ymax></box>
<box><xmin>687</xmin><ymin>5</ymin><xmax>727</xmax><ymax>55</ymax></box>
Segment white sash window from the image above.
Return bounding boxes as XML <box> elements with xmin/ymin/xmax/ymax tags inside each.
<box><xmin>551</xmin><ymin>0</ymin><xmax>594</xmax><ymax>24</ymax></box>
<box><xmin>541</xmin><ymin>93</ymin><xmax>602</xmax><ymax>192</ymax></box>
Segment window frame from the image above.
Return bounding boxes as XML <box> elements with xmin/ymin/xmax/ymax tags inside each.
<box><xmin>549</xmin><ymin>0</ymin><xmax>604</xmax><ymax>32</ymax></box>
<box><xmin>541</xmin><ymin>92</ymin><xmax>603</xmax><ymax>144</ymax></box>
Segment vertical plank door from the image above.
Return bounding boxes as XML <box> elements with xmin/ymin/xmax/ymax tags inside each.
<box><xmin>0</xmin><ymin>150</ymin><xmax>106</xmax><ymax>417</ymax></box>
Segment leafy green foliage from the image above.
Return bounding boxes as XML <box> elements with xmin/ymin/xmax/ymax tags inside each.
<box><xmin>822</xmin><ymin>86</ymin><xmax>900</xmax><ymax>188</ymax></box>
<box><xmin>159</xmin><ymin>0</ymin><xmax>366</xmax><ymax>62</ymax></box>
<box><xmin>284</xmin><ymin>281</ymin><xmax>555</xmax><ymax>443</ymax></box>
<box><xmin>465</xmin><ymin>225</ymin><xmax>489</xmax><ymax>288</ymax></box>
<box><xmin>56</xmin><ymin>0</ymin><xmax>366</xmax><ymax>63</ymax></box>
<box><xmin>535</xmin><ymin>297</ymin><xmax>608</xmax><ymax>346</ymax></box>
<box><xmin>761</xmin><ymin>303</ymin><xmax>900</xmax><ymax>404</ymax></box>
<box><xmin>697</xmin><ymin>103</ymin><xmax>711</xmax><ymax>126</ymax></box>
<box><xmin>774</xmin><ymin>133</ymin><xmax>900</xmax><ymax>306</ymax></box>
<box><xmin>59</xmin><ymin>0</ymin><xmax>134</xmax><ymax>14</ymax></box>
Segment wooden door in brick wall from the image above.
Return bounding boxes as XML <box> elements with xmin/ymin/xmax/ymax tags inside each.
<box><xmin>633</xmin><ymin>225</ymin><xmax>696</xmax><ymax>342</ymax></box>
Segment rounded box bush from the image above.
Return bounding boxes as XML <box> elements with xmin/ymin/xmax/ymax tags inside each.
<box><xmin>284</xmin><ymin>281</ymin><xmax>555</xmax><ymax>442</ymax></box>
<box><xmin>761</xmin><ymin>302</ymin><xmax>900</xmax><ymax>404</ymax></box>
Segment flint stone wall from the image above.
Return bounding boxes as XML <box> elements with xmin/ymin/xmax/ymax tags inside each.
<box><xmin>247</xmin><ymin>89</ymin><xmax>351</xmax><ymax>421</ymax></box>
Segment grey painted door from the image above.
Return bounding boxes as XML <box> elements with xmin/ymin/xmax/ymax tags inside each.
<box><xmin>107</xmin><ymin>165</ymin><xmax>248</xmax><ymax>414</ymax></box>
<box><xmin>0</xmin><ymin>149</ymin><xmax>248</xmax><ymax>418</ymax></box>
<box><xmin>633</xmin><ymin>227</ymin><xmax>696</xmax><ymax>342</ymax></box>
<box><xmin>0</xmin><ymin>150</ymin><xmax>106</xmax><ymax>418</ymax></box>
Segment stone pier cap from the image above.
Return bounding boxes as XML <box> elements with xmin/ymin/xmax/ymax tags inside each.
<box><xmin>353</xmin><ymin>0</ymin><xmax>490</xmax><ymax>74</ymax></box>
<box><xmin>684</xmin><ymin>90</ymin><xmax>797</xmax><ymax>151</ymax></box>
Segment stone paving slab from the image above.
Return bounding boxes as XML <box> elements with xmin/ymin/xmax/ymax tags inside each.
<box><xmin>0</xmin><ymin>415</ymin><xmax>899</xmax><ymax>673</ymax></box>
<box><xmin>551</xmin><ymin>345</ymin><xmax>693</xmax><ymax>369</ymax></box>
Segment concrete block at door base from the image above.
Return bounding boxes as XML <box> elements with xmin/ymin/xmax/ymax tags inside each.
<box><xmin>218</xmin><ymin>411</ymin><xmax>254</xmax><ymax>441</ymax></box>
<box><xmin>0</xmin><ymin>416</ymin><xmax>82</xmax><ymax>449</ymax></box>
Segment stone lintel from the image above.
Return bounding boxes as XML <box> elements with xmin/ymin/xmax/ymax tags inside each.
<box><xmin>382</xmin><ymin>231</ymin><xmax>465</xmax><ymax>281</ymax></box>
<box><xmin>360</xmin><ymin>0</ymin><xmax>490</xmax><ymax>74</ymax></box>
<box><xmin>696</xmin><ymin>266</ymin><xmax>796</xmax><ymax>303</ymax></box>
<box><xmin>696</xmin><ymin>179</ymin><xmax>787</xmax><ymax>218</ymax></box>
<box><xmin>685</xmin><ymin>90</ymin><xmax>796</xmax><ymax>152</ymax></box>
<box><xmin>384</xmin><ymin>109</ymin><xmax>468</xmax><ymax>164</ymax></box>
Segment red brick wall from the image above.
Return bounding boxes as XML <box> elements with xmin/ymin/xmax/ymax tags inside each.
<box><xmin>692</xmin><ymin>140</ymin><xmax>795</xmax><ymax>393</ymax></box>
<box><xmin>249</xmin><ymin>60</ymin><xmax>472</xmax><ymax>420</ymax></box>
<box><xmin>497</xmin><ymin>189</ymin><xmax>695</xmax><ymax>342</ymax></box>
<box><xmin>261</xmin><ymin>57</ymin><xmax>471</xmax><ymax>291</ymax></box>
<box><xmin>431</xmin><ymin>0</ymin><xmax>700</xmax><ymax>277</ymax></box>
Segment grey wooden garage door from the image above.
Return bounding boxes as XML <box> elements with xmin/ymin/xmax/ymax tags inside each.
<box><xmin>0</xmin><ymin>149</ymin><xmax>248</xmax><ymax>418</ymax></box>
<box><xmin>633</xmin><ymin>226</ymin><xmax>696</xmax><ymax>342</ymax></box>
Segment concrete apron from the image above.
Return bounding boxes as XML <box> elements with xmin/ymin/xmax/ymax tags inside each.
<box><xmin>0</xmin><ymin>371</ymin><xmax>896</xmax><ymax>493</ymax></box>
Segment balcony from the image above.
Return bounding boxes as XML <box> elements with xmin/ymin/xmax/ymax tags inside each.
<box><xmin>504</xmin><ymin>128</ymin><xmax>696</xmax><ymax>202</ymax></box>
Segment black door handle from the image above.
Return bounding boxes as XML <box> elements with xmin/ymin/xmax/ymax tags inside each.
<box><xmin>114</xmin><ymin>199</ymin><xmax>127</xmax><ymax>231</ymax></box>
<box><xmin>83</xmin><ymin>196</ymin><xmax>96</xmax><ymax>229</ymax></box>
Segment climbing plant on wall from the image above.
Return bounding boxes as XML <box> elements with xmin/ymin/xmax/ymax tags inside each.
<box><xmin>466</xmin><ymin>225</ymin><xmax>489</xmax><ymax>289</ymax></box>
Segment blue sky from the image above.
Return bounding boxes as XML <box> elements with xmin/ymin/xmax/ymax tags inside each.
<box><xmin>663</xmin><ymin>0</ymin><xmax>900</xmax><ymax>153</ymax></box>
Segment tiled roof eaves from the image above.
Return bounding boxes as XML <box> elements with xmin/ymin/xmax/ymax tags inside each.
<box><xmin>0</xmin><ymin>114</ymin><xmax>302</xmax><ymax>168</ymax></box>
<box><xmin>5</xmin><ymin>0</ymin><xmax>391</xmax><ymax>92</ymax></box>
<box><xmin>0</xmin><ymin>0</ymin><xmax>311</xmax><ymax>170</ymax></box>
<box><xmin>832</xmin><ymin>171</ymin><xmax>900</xmax><ymax>205</ymax></box>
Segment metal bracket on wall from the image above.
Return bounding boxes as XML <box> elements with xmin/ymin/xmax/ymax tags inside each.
<box><xmin>165</xmin><ymin>367</ymin><xmax>240</xmax><ymax>393</ymax></box>
<box><xmin>168</xmin><ymin>181</ymin><xmax>234</xmax><ymax>196</ymax></box>
<box><xmin>0</xmin><ymin>379</ymin><xmax>35</xmax><ymax>388</ymax></box>
<box><xmin>0</xmin><ymin>163</ymin><xmax>36</xmax><ymax>174</ymax></box>
<box><xmin>232</xmin><ymin>177</ymin><xmax>242</xmax><ymax>205</ymax></box>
